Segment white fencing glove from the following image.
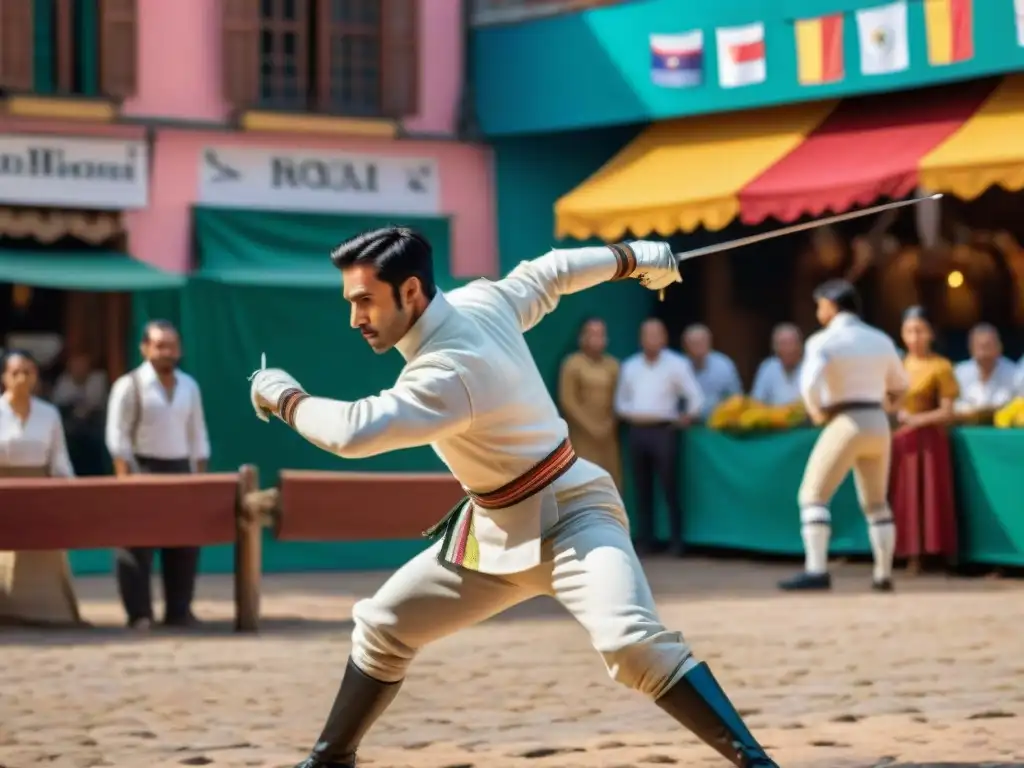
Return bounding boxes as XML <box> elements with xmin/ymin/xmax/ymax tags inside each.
<box><xmin>248</xmin><ymin>356</ymin><xmax>307</xmax><ymax>426</ymax></box>
<box><xmin>609</xmin><ymin>241</ymin><xmax>681</xmax><ymax>291</ymax></box>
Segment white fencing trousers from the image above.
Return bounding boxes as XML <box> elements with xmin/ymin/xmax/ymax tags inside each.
<box><xmin>350</xmin><ymin>480</ymin><xmax>695</xmax><ymax>699</ymax></box>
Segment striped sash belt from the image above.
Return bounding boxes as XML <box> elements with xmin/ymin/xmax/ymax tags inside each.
<box><xmin>422</xmin><ymin>438</ymin><xmax>579</xmax><ymax>540</ymax></box>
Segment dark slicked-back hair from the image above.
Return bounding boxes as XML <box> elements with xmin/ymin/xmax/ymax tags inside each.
<box><xmin>330</xmin><ymin>227</ymin><xmax>436</xmax><ymax>306</ymax></box>
<box><xmin>142</xmin><ymin>319</ymin><xmax>178</xmax><ymax>343</ymax></box>
<box><xmin>812</xmin><ymin>279</ymin><xmax>862</xmax><ymax>316</ymax></box>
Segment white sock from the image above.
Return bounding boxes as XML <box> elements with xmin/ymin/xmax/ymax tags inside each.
<box><xmin>866</xmin><ymin>506</ymin><xmax>896</xmax><ymax>582</ymax></box>
<box><xmin>800</xmin><ymin>505</ymin><xmax>831</xmax><ymax>575</ymax></box>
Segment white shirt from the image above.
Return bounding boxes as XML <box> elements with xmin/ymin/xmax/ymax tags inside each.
<box><xmin>688</xmin><ymin>350</ymin><xmax>743</xmax><ymax>417</ymax></box>
<box><xmin>0</xmin><ymin>396</ymin><xmax>74</xmax><ymax>476</ymax></box>
<box><xmin>800</xmin><ymin>313</ymin><xmax>908</xmax><ymax>413</ymax></box>
<box><xmin>751</xmin><ymin>356</ymin><xmax>803</xmax><ymax>405</ymax></box>
<box><xmin>105</xmin><ymin>362</ymin><xmax>210</xmax><ymax>464</ymax></box>
<box><xmin>1015</xmin><ymin>356</ymin><xmax>1024</xmax><ymax>395</ymax></box>
<box><xmin>288</xmin><ymin>245</ymin><xmax>635</xmax><ymax>574</ymax></box>
<box><xmin>954</xmin><ymin>357</ymin><xmax>1018</xmax><ymax>412</ymax></box>
<box><xmin>614</xmin><ymin>350</ymin><xmax>703</xmax><ymax>421</ymax></box>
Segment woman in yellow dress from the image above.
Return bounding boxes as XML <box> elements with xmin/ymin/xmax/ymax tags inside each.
<box><xmin>890</xmin><ymin>307</ymin><xmax>959</xmax><ymax>569</ymax></box>
<box><xmin>557</xmin><ymin>318</ymin><xmax>622</xmax><ymax>489</ymax></box>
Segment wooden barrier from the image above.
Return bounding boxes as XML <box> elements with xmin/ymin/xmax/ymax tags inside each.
<box><xmin>0</xmin><ymin>465</ymin><xmax>272</xmax><ymax>632</ymax></box>
<box><xmin>275</xmin><ymin>471</ymin><xmax>463</xmax><ymax>541</ymax></box>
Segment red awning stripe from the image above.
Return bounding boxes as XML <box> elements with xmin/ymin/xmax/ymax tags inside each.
<box><xmin>737</xmin><ymin>78</ymin><xmax>998</xmax><ymax>225</ymax></box>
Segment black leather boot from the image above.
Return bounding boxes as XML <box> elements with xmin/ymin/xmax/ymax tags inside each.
<box><xmin>294</xmin><ymin>659</ymin><xmax>403</xmax><ymax>768</ymax></box>
<box><xmin>655</xmin><ymin>662</ymin><xmax>779</xmax><ymax>767</ymax></box>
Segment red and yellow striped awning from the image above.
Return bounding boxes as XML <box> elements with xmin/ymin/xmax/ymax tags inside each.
<box><xmin>920</xmin><ymin>76</ymin><xmax>1024</xmax><ymax>199</ymax></box>
<box><xmin>553</xmin><ymin>101</ymin><xmax>836</xmax><ymax>241</ymax></box>
<box><xmin>554</xmin><ymin>76</ymin><xmax>1024</xmax><ymax>240</ymax></box>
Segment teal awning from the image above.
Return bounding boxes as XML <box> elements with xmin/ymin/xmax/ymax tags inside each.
<box><xmin>0</xmin><ymin>250</ymin><xmax>185</xmax><ymax>290</ymax></box>
<box><xmin>193</xmin><ymin>207</ymin><xmax>456</xmax><ymax>289</ymax></box>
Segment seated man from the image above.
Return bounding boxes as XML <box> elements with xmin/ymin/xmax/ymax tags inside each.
<box><xmin>954</xmin><ymin>324</ymin><xmax>1017</xmax><ymax>423</ymax></box>
<box><xmin>751</xmin><ymin>324</ymin><xmax>803</xmax><ymax>406</ymax></box>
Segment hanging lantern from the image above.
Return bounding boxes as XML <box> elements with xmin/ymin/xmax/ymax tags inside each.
<box><xmin>11</xmin><ymin>284</ymin><xmax>33</xmax><ymax>311</ymax></box>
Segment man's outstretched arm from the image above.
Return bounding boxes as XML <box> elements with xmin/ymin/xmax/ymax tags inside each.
<box><xmin>252</xmin><ymin>355</ymin><xmax>472</xmax><ymax>459</ymax></box>
<box><xmin>490</xmin><ymin>242</ymin><xmax>680</xmax><ymax>332</ymax></box>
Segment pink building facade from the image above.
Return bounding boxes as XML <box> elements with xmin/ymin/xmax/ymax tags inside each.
<box><xmin>0</xmin><ymin>0</ymin><xmax>498</xmax><ymax>277</ymax></box>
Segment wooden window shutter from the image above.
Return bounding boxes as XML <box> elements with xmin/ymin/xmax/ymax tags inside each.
<box><xmin>99</xmin><ymin>0</ymin><xmax>138</xmax><ymax>98</ymax></box>
<box><xmin>0</xmin><ymin>0</ymin><xmax>35</xmax><ymax>92</ymax></box>
<box><xmin>381</xmin><ymin>0</ymin><xmax>419</xmax><ymax>118</ymax></box>
<box><xmin>222</xmin><ymin>0</ymin><xmax>261</xmax><ymax>110</ymax></box>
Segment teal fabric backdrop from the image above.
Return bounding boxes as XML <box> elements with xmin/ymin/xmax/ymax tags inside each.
<box><xmin>185</xmin><ymin>208</ymin><xmax>459</xmax><ymax>479</ymax></box>
<box><xmin>490</xmin><ymin>126</ymin><xmax>653</xmax><ymax>395</ymax></box>
<box><xmin>474</xmin><ymin>0</ymin><xmax>1024</xmax><ymax>135</ymax></box>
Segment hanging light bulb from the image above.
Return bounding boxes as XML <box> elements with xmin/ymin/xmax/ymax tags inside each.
<box><xmin>11</xmin><ymin>284</ymin><xmax>33</xmax><ymax>310</ymax></box>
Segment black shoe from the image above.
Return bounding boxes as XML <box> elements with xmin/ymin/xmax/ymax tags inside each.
<box><xmin>777</xmin><ymin>572</ymin><xmax>831</xmax><ymax>591</ymax></box>
<box><xmin>163</xmin><ymin>612</ymin><xmax>201</xmax><ymax>628</ymax></box>
<box><xmin>295</xmin><ymin>659</ymin><xmax>402</xmax><ymax>768</ymax></box>
<box><xmin>872</xmin><ymin>578</ymin><xmax>894</xmax><ymax>592</ymax></box>
<box><xmin>669</xmin><ymin>541</ymin><xmax>687</xmax><ymax>558</ymax></box>
<box><xmin>655</xmin><ymin>662</ymin><xmax>779</xmax><ymax>767</ymax></box>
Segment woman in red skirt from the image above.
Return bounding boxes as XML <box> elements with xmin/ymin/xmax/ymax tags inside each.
<box><xmin>890</xmin><ymin>306</ymin><xmax>960</xmax><ymax>571</ymax></box>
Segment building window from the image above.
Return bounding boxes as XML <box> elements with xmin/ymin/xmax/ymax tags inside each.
<box><xmin>223</xmin><ymin>0</ymin><xmax>419</xmax><ymax>119</ymax></box>
<box><xmin>0</xmin><ymin>0</ymin><xmax>137</xmax><ymax>99</ymax></box>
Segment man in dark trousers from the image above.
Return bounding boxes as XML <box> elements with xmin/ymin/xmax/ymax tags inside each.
<box><xmin>614</xmin><ymin>318</ymin><xmax>703</xmax><ymax>555</ymax></box>
<box><xmin>105</xmin><ymin>320</ymin><xmax>211</xmax><ymax>630</ymax></box>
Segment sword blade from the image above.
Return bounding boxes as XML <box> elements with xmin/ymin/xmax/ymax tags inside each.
<box><xmin>673</xmin><ymin>194</ymin><xmax>942</xmax><ymax>263</ymax></box>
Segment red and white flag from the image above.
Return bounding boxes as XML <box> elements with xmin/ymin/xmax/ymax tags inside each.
<box><xmin>716</xmin><ymin>22</ymin><xmax>767</xmax><ymax>88</ymax></box>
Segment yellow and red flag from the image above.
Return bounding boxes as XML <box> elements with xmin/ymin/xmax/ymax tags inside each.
<box><xmin>924</xmin><ymin>0</ymin><xmax>973</xmax><ymax>66</ymax></box>
<box><xmin>795</xmin><ymin>13</ymin><xmax>844</xmax><ymax>85</ymax></box>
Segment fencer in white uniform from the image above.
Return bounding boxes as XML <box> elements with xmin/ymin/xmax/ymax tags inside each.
<box><xmin>778</xmin><ymin>280</ymin><xmax>908</xmax><ymax>592</ymax></box>
<box><xmin>249</xmin><ymin>228</ymin><xmax>782</xmax><ymax>768</ymax></box>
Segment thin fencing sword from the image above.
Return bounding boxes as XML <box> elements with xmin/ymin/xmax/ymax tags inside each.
<box><xmin>658</xmin><ymin>193</ymin><xmax>943</xmax><ymax>299</ymax></box>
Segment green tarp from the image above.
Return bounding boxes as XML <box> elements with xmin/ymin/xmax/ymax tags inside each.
<box><xmin>193</xmin><ymin>207</ymin><xmax>460</xmax><ymax>288</ymax></box>
<box><xmin>185</xmin><ymin>208</ymin><xmax>467</xmax><ymax>483</ymax></box>
<box><xmin>0</xmin><ymin>249</ymin><xmax>184</xmax><ymax>291</ymax></box>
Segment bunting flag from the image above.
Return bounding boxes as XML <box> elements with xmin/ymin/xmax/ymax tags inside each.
<box><xmin>794</xmin><ymin>13</ymin><xmax>845</xmax><ymax>85</ymax></box>
<box><xmin>856</xmin><ymin>1</ymin><xmax>910</xmax><ymax>75</ymax></box>
<box><xmin>650</xmin><ymin>31</ymin><xmax>704</xmax><ymax>88</ymax></box>
<box><xmin>924</xmin><ymin>0</ymin><xmax>974</xmax><ymax>65</ymax></box>
<box><xmin>716</xmin><ymin>22</ymin><xmax>767</xmax><ymax>88</ymax></box>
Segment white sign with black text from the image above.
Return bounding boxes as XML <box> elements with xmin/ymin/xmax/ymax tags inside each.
<box><xmin>0</xmin><ymin>135</ymin><xmax>149</xmax><ymax>209</ymax></box>
<box><xmin>197</xmin><ymin>146</ymin><xmax>441</xmax><ymax>215</ymax></box>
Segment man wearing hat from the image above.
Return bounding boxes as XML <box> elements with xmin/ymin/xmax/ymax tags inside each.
<box><xmin>779</xmin><ymin>280</ymin><xmax>908</xmax><ymax>592</ymax></box>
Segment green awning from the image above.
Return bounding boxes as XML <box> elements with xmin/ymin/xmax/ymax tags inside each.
<box><xmin>193</xmin><ymin>207</ymin><xmax>457</xmax><ymax>289</ymax></box>
<box><xmin>0</xmin><ymin>250</ymin><xmax>185</xmax><ymax>291</ymax></box>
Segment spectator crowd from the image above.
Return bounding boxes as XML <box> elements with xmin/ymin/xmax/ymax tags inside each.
<box><xmin>558</xmin><ymin>311</ymin><xmax>1024</xmax><ymax>566</ymax></box>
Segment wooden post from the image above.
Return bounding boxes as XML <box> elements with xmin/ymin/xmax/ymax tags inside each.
<box><xmin>234</xmin><ymin>464</ymin><xmax>263</xmax><ymax>633</ymax></box>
